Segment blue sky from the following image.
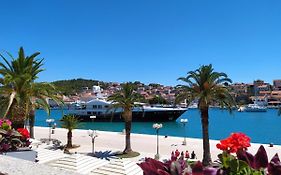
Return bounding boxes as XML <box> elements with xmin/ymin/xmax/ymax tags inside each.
<box><xmin>0</xmin><ymin>0</ymin><xmax>280</xmax><ymax>85</ymax></box>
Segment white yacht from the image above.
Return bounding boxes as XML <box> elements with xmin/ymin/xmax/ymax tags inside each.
<box><xmin>66</xmin><ymin>99</ymin><xmax>187</xmax><ymax>122</ymax></box>
<box><xmin>238</xmin><ymin>100</ymin><xmax>267</xmax><ymax>112</ymax></box>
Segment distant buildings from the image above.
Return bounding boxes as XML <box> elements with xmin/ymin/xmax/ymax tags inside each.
<box><xmin>230</xmin><ymin>79</ymin><xmax>281</xmax><ymax>107</ymax></box>
<box><xmin>62</xmin><ymin>79</ymin><xmax>281</xmax><ymax>107</ymax></box>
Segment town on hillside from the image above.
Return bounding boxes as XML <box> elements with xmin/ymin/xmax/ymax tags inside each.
<box><xmin>49</xmin><ymin>79</ymin><xmax>281</xmax><ymax>108</ymax></box>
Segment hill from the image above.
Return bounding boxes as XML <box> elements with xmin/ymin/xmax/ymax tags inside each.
<box><xmin>52</xmin><ymin>78</ymin><xmax>109</xmax><ymax>95</ymax></box>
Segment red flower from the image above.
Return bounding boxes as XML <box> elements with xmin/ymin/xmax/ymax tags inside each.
<box><xmin>17</xmin><ymin>128</ymin><xmax>30</xmax><ymax>139</ymax></box>
<box><xmin>216</xmin><ymin>132</ymin><xmax>251</xmax><ymax>153</ymax></box>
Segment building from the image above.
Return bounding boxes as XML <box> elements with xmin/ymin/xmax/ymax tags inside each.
<box><xmin>252</xmin><ymin>80</ymin><xmax>271</xmax><ymax>95</ymax></box>
<box><xmin>247</xmin><ymin>84</ymin><xmax>255</xmax><ymax>96</ymax></box>
<box><xmin>273</xmin><ymin>80</ymin><xmax>281</xmax><ymax>90</ymax></box>
<box><xmin>230</xmin><ymin>83</ymin><xmax>248</xmax><ymax>96</ymax></box>
<box><xmin>267</xmin><ymin>90</ymin><xmax>281</xmax><ymax>107</ymax></box>
<box><xmin>253</xmin><ymin>80</ymin><xmax>264</xmax><ymax>87</ymax></box>
<box><xmin>257</xmin><ymin>84</ymin><xmax>271</xmax><ymax>95</ymax></box>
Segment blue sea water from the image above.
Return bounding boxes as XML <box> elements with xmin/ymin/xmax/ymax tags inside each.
<box><xmin>35</xmin><ymin>108</ymin><xmax>281</xmax><ymax>145</ymax></box>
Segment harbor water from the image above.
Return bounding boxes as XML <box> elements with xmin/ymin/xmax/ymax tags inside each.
<box><xmin>35</xmin><ymin>108</ymin><xmax>281</xmax><ymax>145</ymax></box>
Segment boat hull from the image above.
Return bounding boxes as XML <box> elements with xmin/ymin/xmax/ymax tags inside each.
<box><xmin>244</xmin><ymin>108</ymin><xmax>267</xmax><ymax>112</ymax></box>
<box><xmin>69</xmin><ymin>110</ymin><xmax>186</xmax><ymax>122</ymax></box>
<box><xmin>238</xmin><ymin>105</ymin><xmax>267</xmax><ymax>112</ymax></box>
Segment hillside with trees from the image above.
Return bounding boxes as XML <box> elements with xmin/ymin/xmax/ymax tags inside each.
<box><xmin>52</xmin><ymin>78</ymin><xmax>109</xmax><ymax>95</ymax></box>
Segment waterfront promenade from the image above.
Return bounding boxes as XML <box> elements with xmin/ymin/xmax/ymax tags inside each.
<box><xmin>34</xmin><ymin>126</ymin><xmax>281</xmax><ymax>162</ymax></box>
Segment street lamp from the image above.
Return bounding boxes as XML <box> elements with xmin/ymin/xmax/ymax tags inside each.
<box><xmin>46</xmin><ymin>118</ymin><xmax>55</xmax><ymax>144</ymax></box>
<box><xmin>52</xmin><ymin>123</ymin><xmax>57</xmax><ymax>134</ymax></box>
<box><xmin>88</xmin><ymin>129</ymin><xmax>98</xmax><ymax>156</ymax></box>
<box><xmin>153</xmin><ymin>123</ymin><xmax>163</xmax><ymax>160</ymax></box>
<box><xmin>180</xmin><ymin>118</ymin><xmax>188</xmax><ymax>145</ymax></box>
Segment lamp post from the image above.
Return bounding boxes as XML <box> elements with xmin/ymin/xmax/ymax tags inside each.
<box><xmin>180</xmin><ymin>118</ymin><xmax>188</xmax><ymax>145</ymax></box>
<box><xmin>46</xmin><ymin>118</ymin><xmax>55</xmax><ymax>144</ymax></box>
<box><xmin>88</xmin><ymin>129</ymin><xmax>98</xmax><ymax>156</ymax></box>
<box><xmin>153</xmin><ymin>123</ymin><xmax>163</xmax><ymax>160</ymax></box>
<box><xmin>52</xmin><ymin>123</ymin><xmax>57</xmax><ymax>134</ymax></box>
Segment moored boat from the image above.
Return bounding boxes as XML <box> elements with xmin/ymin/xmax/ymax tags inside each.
<box><xmin>238</xmin><ymin>100</ymin><xmax>267</xmax><ymax>112</ymax></box>
<box><xmin>66</xmin><ymin>99</ymin><xmax>187</xmax><ymax>122</ymax></box>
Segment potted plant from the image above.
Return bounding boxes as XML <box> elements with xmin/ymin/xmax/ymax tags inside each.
<box><xmin>0</xmin><ymin>119</ymin><xmax>36</xmax><ymax>162</ymax></box>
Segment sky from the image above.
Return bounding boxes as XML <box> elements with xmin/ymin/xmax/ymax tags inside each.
<box><xmin>0</xmin><ymin>0</ymin><xmax>281</xmax><ymax>86</ymax></box>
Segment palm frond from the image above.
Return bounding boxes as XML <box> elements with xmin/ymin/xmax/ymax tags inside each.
<box><xmin>107</xmin><ymin>82</ymin><xmax>144</xmax><ymax>120</ymax></box>
<box><xmin>0</xmin><ymin>47</ymin><xmax>63</xmax><ymax>122</ymax></box>
<box><xmin>177</xmin><ymin>64</ymin><xmax>235</xmax><ymax>111</ymax></box>
<box><xmin>61</xmin><ymin>115</ymin><xmax>80</xmax><ymax>131</ymax></box>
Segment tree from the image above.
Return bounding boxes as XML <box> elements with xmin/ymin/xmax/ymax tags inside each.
<box><xmin>107</xmin><ymin>82</ymin><xmax>144</xmax><ymax>153</ymax></box>
<box><xmin>176</xmin><ymin>64</ymin><xmax>236</xmax><ymax>166</ymax></box>
<box><xmin>61</xmin><ymin>114</ymin><xmax>79</xmax><ymax>148</ymax></box>
<box><xmin>148</xmin><ymin>83</ymin><xmax>161</xmax><ymax>88</ymax></box>
<box><xmin>52</xmin><ymin>79</ymin><xmax>109</xmax><ymax>96</ymax></box>
<box><xmin>148</xmin><ymin>95</ymin><xmax>168</xmax><ymax>105</ymax></box>
<box><xmin>0</xmin><ymin>47</ymin><xmax>61</xmax><ymax>137</ymax></box>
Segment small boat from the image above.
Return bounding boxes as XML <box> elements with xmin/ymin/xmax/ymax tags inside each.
<box><xmin>244</xmin><ymin>103</ymin><xmax>267</xmax><ymax>112</ymax></box>
<box><xmin>238</xmin><ymin>101</ymin><xmax>267</xmax><ymax>112</ymax></box>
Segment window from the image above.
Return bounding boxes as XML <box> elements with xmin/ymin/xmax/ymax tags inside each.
<box><xmin>98</xmin><ymin>105</ymin><xmax>102</xmax><ymax>109</ymax></box>
<box><xmin>93</xmin><ymin>105</ymin><xmax>97</xmax><ymax>109</ymax></box>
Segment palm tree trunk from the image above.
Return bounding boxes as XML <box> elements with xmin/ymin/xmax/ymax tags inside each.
<box><xmin>201</xmin><ymin>107</ymin><xmax>212</xmax><ymax>166</ymax></box>
<box><xmin>123</xmin><ymin>109</ymin><xmax>133</xmax><ymax>153</ymax></box>
<box><xmin>123</xmin><ymin>120</ymin><xmax>132</xmax><ymax>153</ymax></box>
<box><xmin>12</xmin><ymin>121</ymin><xmax>25</xmax><ymax>129</ymax></box>
<box><xmin>29</xmin><ymin>110</ymin><xmax>35</xmax><ymax>138</ymax></box>
<box><xmin>67</xmin><ymin>130</ymin><xmax>72</xmax><ymax>148</ymax></box>
<box><xmin>3</xmin><ymin>92</ymin><xmax>16</xmax><ymax>118</ymax></box>
<box><xmin>11</xmin><ymin>105</ymin><xmax>25</xmax><ymax>129</ymax></box>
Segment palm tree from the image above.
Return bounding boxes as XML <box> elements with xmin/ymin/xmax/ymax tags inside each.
<box><xmin>25</xmin><ymin>82</ymin><xmax>62</xmax><ymax>138</ymax></box>
<box><xmin>0</xmin><ymin>47</ymin><xmax>61</xmax><ymax>137</ymax></box>
<box><xmin>107</xmin><ymin>82</ymin><xmax>144</xmax><ymax>153</ymax></box>
<box><xmin>176</xmin><ymin>64</ymin><xmax>235</xmax><ymax>166</ymax></box>
<box><xmin>61</xmin><ymin>114</ymin><xmax>79</xmax><ymax>148</ymax></box>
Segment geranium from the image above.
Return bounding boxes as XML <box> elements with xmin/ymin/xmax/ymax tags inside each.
<box><xmin>216</xmin><ymin>132</ymin><xmax>251</xmax><ymax>153</ymax></box>
<box><xmin>17</xmin><ymin>128</ymin><xmax>30</xmax><ymax>139</ymax></box>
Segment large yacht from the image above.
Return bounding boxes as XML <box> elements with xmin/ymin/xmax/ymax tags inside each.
<box><xmin>66</xmin><ymin>99</ymin><xmax>187</xmax><ymax>122</ymax></box>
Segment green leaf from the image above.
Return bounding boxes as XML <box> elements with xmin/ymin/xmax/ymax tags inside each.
<box><xmin>238</xmin><ymin>160</ymin><xmax>251</xmax><ymax>171</ymax></box>
<box><xmin>0</xmin><ymin>136</ymin><xmax>4</xmax><ymax>143</ymax></box>
<box><xmin>229</xmin><ymin>159</ymin><xmax>239</xmax><ymax>172</ymax></box>
<box><xmin>12</xmin><ymin>130</ymin><xmax>22</xmax><ymax>137</ymax></box>
<box><xmin>0</xmin><ymin>129</ymin><xmax>7</xmax><ymax>135</ymax></box>
<box><xmin>11</xmin><ymin>138</ymin><xmax>23</xmax><ymax>144</ymax></box>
